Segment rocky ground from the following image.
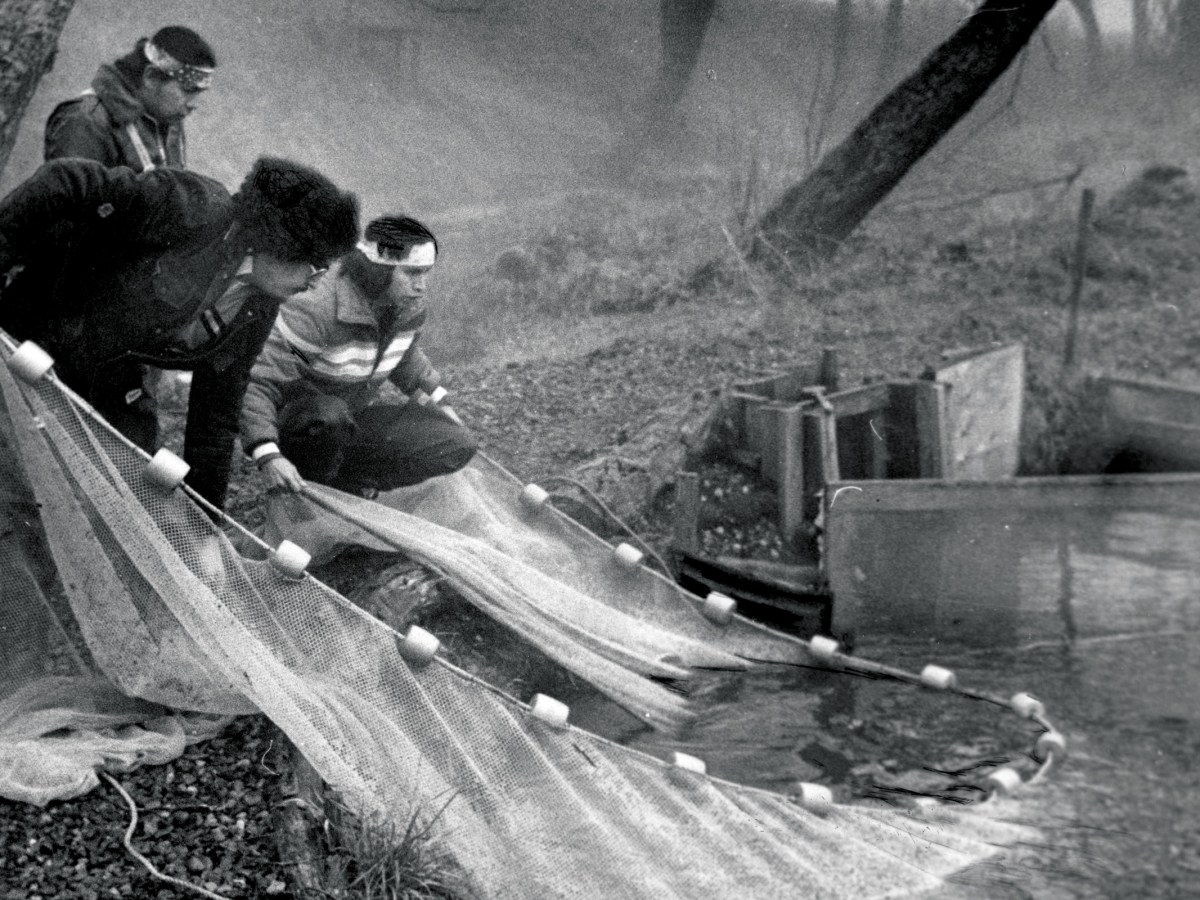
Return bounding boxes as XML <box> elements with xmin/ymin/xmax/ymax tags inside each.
<box><xmin>4</xmin><ymin>167</ymin><xmax>1200</xmax><ymax>898</ymax></box>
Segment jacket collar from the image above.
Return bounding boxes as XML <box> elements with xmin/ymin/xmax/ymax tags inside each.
<box><xmin>330</xmin><ymin>258</ymin><xmax>423</xmax><ymax>330</ymax></box>
<box><xmin>330</xmin><ymin>259</ymin><xmax>378</xmax><ymax>328</ymax></box>
<box><xmin>90</xmin><ymin>63</ymin><xmax>153</xmax><ymax>128</ymax></box>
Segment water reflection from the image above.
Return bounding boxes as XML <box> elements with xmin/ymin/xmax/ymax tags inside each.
<box><xmin>626</xmin><ymin>479</ymin><xmax>1200</xmax><ymax>897</ymax></box>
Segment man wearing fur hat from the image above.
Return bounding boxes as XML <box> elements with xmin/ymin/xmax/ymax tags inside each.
<box><xmin>0</xmin><ymin>156</ymin><xmax>359</xmax><ymax>509</ymax></box>
<box><xmin>240</xmin><ymin>215</ymin><xmax>477</xmax><ymax>496</ymax></box>
<box><xmin>44</xmin><ymin>25</ymin><xmax>217</xmax><ymax>173</ymax></box>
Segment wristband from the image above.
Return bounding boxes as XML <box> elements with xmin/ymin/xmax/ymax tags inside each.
<box><xmin>251</xmin><ymin>441</ymin><xmax>280</xmax><ymax>460</ymax></box>
<box><xmin>256</xmin><ymin>452</ymin><xmax>283</xmax><ymax>469</ymax></box>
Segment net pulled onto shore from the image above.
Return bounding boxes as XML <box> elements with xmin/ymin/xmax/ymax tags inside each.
<box><xmin>0</xmin><ymin>336</ymin><xmax>1040</xmax><ymax>899</ymax></box>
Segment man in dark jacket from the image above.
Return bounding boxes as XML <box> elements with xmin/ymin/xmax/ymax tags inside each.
<box><xmin>44</xmin><ymin>25</ymin><xmax>217</xmax><ymax>172</ymax></box>
<box><xmin>0</xmin><ymin>157</ymin><xmax>359</xmax><ymax>509</ymax></box>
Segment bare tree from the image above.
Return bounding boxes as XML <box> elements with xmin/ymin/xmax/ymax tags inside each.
<box><xmin>749</xmin><ymin>0</ymin><xmax>1061</xmax><ymax>270</ymax></box>
<box><xmin>609</xmin><ymin>0</ymin><xmax>717</xmax><ymax>167</ymax></box>
<box><xmin>1177</xmin><ymin>0</ymin><xmax>1200</xmax><ymax>79</ymax></box>
<box><xmin>0</xmin><ymin>0</ymin><xmax>77</xmax><ymax>175</ymax></box>
<box><xmin>1066</xmin><ymin>0</ymin><xmax>1104</xmax><ymax>76</ymax></box>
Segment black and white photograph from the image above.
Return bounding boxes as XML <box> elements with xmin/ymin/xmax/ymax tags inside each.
<box><xmin>1</xmin><ymin>1</ymin><xmax>1197</xmax><ymax>897</ymax></box>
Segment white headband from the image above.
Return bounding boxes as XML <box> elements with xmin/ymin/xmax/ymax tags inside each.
<box><xmin>356</xmin><ymin>239</ymin><xmax>436</xmax><ymax>267</ymax></box>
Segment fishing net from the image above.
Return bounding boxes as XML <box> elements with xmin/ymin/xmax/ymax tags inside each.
<box><xmin>0</xmin><ymin>335</ymin><xmax>1040</xmax><ymax>899</ymax></box>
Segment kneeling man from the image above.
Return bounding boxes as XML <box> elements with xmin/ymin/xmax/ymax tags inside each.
<box><xmin>240</xmin><ymin>215</ymin><xmax>477</xmax><ymax>496</ymax></box>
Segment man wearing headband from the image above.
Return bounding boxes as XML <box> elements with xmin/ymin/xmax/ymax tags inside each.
<box><xmin>44</xmin><ymin>26</ymin><xmax>216</xmax><ymax>173</ymax></box>
<box><xmin>240</xmin><ymin>215</ymin><xmax>477</xmax><ymax>496</ymax></box>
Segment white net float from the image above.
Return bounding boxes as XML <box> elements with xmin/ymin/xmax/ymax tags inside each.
<box><xmin>8</xmin><ymin>341</ymin><xmax>55</xmax><ymax>382</ymax></box>
<box><xmin>1010</xmin><ymin>692</ymin><xmax>1045</xmax><ymax>719</ymax></box>
<box><xmin>1034</xmin><ymin>730</ymin><xmax>1067</xmax><ymax>761</ymax></box>
<box><xmin>399</xmin><ymin>625</ymin><xmax>440</xmax><ymax>666</ymax></box>
<box><xmin>269</xmin><ymin>540</ymin><xmax>311</xmax><ymax>579</ymax></box>
<box><xmin>613</xmin><ymin>543</ymin><xmax>644</xmax><ymax>569</ymax></box>
<box><xmin>701</xmin><ymin>591</ymin><xmax>736</xmax><ymax>626</ymax></box>
<box><xmin>808</xmin><ymin>635</ymin><xmax>840</xmax><ymax>662</ymax></box>
<box><xmin>793</xmin><ymin>782</ymin><xmax>834</xmax><ymax>813</ymax></box>
<box><xmin>670</xmin><ymin>751</ymin><xmax>707</xmax><ymax>775</ymax></box>
<box><xmin>520</xmin><ymin>483</ymin><xmax>549</xmax><ymax>509</ymax></box>
<box><xmin>919</xmin><ymin>664</ymin><xmax>957</xmax><ymax>690</ymax></box>
<box><xmin>530</xmin><ymin>693</ymin><xmax>570</xmax><ymax>728</ymax></box>
<box><xmin>144</xmin><ymin>448</ymin><xmax>190</xmax><ymax>491</ymax></box>
<box><xmin>985</xmin><ymin>767</ymin><xmax>1023</xmax><ymax>796</ymax></box>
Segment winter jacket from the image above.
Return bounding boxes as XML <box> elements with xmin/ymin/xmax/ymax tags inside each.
<box><xmin>0</xmin><ymin>159</ymin><xmax>281</xmax><ymax>508</ymax></box>
<box><xmin>44</xmin><ymin>63</ymin><xmax>186</xmax><ymax>172</ymax></box>
<box><xmin>239</xmin><ymin>258</ymin><xmax>440</xmax><ymax>453</ymax></box>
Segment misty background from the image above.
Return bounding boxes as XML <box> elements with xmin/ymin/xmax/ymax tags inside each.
<box><xmin>3</xmin><ymin>0</ymin><xmax>1195</xmax><ymax>361</ymax></box>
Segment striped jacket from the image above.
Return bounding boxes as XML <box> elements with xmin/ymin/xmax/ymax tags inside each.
<box><xmin>239</xmin><ymin>258</ymin><xmax>439</xmax><ymax>453</ymax></box>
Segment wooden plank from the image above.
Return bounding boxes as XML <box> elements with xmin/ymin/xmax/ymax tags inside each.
<box><xmin>802</xmin><ymin>408</ymin><xmax>839</xmax><ymax>515</ymax></box>
<box><xmin>824</xmin><ymin>472</ymin><xmax>1200</xmax><ymax>513</ymax></box>
<box><xmin>824</xmin><ymin>472</ymin><xmax>1200</xmax><ymax>644</ymax></box>
<box><xmin>933</xmin><ymin>342</ymin><xmax>1025</xmax><ymax>479</ymax></box>
<box><xmin>911</xmin><ymin>380</ymin><xmax>951</xmax><ymax>479</ymax></box>
<box><xmin>824</xmin><ymin>382</ymin><xmax>892</xmax><ymax>418</ymax></box>
<box><xmin>1121</xmin><ymin>418</ymin><xmax>1200</xmax><ymax>470</ymax></box>
<box><xmin>734</xmin><ymin>392</ymin><xmax>771</xmax><ymax>461</ymax></box>
<box><xmin>1100</xmin><ymin>375</ymin><xmax>1200</xmax><ymax>428</ymax></box>
<box><xmin>774</xmin><ymin>404</ymin><xmax>806</xmax><ymax>546</ymax></box>
<box><xmin>734</xmin><ymin>364</ymin><xmax>822</xmax><ymax>402</ymax></box>
<box><xmin>671</xmin><ymin>471</ymin><xmax>700</xmax><ymax>556</ymax></box>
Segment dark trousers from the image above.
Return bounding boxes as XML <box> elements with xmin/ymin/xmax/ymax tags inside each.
<box><xmin>278</xmin><ymin>394</ymin><xmax>477</xmax><ymax>493</ymax></box>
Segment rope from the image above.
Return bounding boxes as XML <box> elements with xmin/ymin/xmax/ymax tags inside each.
<box><xmin>100</xmin><ymin>772</ymin><xmax>233</xmax><ymax>900</ymax></box>
<box><xmin>802</xmin><ymin>639</ymin><xmax>1066</xmax><ymax>803</ymax></box>
<box><xmin>536</xmin><ymin>475</ymin><xmax>679</xmax><ymax>579</ymax></box>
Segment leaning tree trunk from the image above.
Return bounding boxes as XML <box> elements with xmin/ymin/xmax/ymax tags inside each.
<box><xmin>750</xmin><ymin>0</ymin><xmax>1060</xmax><ymax>269</ymax></box>
<box><xmin>0</xmin><ymin>0</ymin><xmax>76</xmax><ymax>176</ymax></box>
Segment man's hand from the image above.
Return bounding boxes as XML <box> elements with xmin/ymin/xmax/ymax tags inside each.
<box><xmin>261</xmin><ymin>455</ymin><xmax>306</xmax><ymax>492</ymax></box>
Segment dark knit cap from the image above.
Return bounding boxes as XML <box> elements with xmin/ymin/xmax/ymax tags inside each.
<box><xmin>365</xmin><ymin>215</ymin><xmax>438</xmax><ymax>257</ymax></box>
<box><xmin>150</xmin><ymin>26</ymin><xmax>217</xmax><ymax>67</ymax></box>
<box><xmin>233</xmin><ymin>157</ymin><xmax>360</xmax><ymax>268</ymax></box>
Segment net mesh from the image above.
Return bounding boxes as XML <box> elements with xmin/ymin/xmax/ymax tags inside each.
<box><xmin>0</xmin><ymin>336</ymin><xmax>1038</xmax><ymax>899</ymax></box>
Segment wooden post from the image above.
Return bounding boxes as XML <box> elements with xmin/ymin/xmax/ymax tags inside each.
<box><xmin>672</xmin><ymin>471</ymin><xmax>700</xmax><ymax>557</ymax></box>
<box><xmin>773</xmin><ymin>405</ymin><xmax>807</xmax><ymax>546</ymax></box>
<box><xmin>911</xmin><ymin>380</ymin><xmax>951</xmax><ymax>479</ymax></box>
<box><xmin>818</xmin><ymin>347</ymin><xmax>840</xmax><ymax>392</ymax></box>
<box><xmin>1063</xmin><ymin>188</ymin><xmax>1095</xmax><ymax>370</ymax></box>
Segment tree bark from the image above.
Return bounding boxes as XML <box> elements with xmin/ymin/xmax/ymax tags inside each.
<box><xmin>0</xmin><ymin>0</ymin><xmax>76</xmax><ymax>177</ymax></box>
<box><xmin>1129</xmin><ymin>0</ymin><xmax>1150</xmax><ymax>66</ymax></box>
<box><xmin>1177</xmin><ymin>0</ymin><xmax>1200</xmax><ymax>81</ymax></box>
<box><xmin>750</xmin><ymin>0</ymin><xmax>1060</xmax><ymax>269</ymax></box>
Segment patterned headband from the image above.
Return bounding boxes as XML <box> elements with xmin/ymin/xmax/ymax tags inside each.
<box><xmin>144</xmin><ymin>40</ymin><xmax>214</xmax><ymax>92</ymax></box>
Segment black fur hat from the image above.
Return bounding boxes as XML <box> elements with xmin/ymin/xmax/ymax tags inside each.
<box><xmin>232</xmin><ymin>157</ymin><xmax>359</xmax><ymax>267</ymax></box>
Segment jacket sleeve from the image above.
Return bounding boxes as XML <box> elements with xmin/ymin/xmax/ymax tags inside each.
<box><xmin>388</xmin><ymin>336</ymin><xmax>441</xmax><ymax>397</ymax></box>
<box><xmin>238</xmin><ymin>305</ymin><xmax>321</xmax><ymax>453</ymax></box>
<box><xmin>183</xmin><ymin>304</ymin><xmax>279</xmax><ymax>509</ymax></box>
<box><xmin>44</xmin><ymin>101</ymin><xmax>120</xmax><ymax>167</ymax></box>
<box><xmin>0</xmin><ymin>159</ymin><xmax>228</xmax><ymax>271</ymax></box>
